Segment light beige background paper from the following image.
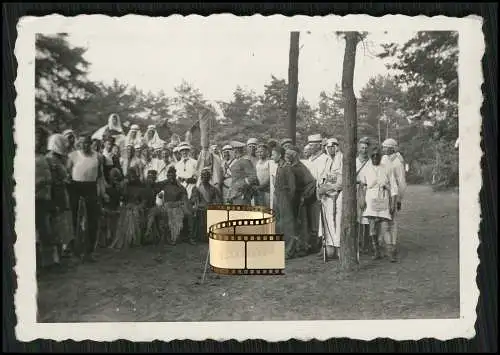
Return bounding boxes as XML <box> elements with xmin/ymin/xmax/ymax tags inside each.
<box><xmin>14</xmin><ymin>14</ymin><xmax>483</xmax><ymax>342</ymax></box>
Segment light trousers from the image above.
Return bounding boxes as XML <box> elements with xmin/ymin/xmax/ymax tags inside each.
<box><xmin>318</xmin><ymin>192</ymin><xmax>342</xmax><ymax>247</ymax></box>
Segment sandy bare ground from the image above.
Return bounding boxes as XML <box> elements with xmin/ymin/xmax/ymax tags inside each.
<box><xmin>37</xmin><ymin>185</ymin><xmax>459</xmax><ymax>322</ymax></box>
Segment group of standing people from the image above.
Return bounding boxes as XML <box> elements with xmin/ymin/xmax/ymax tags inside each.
<box><xmin>216</xmin><ymin>133</ymin><xmax>407</xmax><ymax>262</ymax></box>
<box><xmin>35</xmin><ymin>112</ymin><xmax>407</xmax><ymax>274</ymax></box>
<box><xmin>35</xmin><ymin>114</ymin><xmax>222</xmax><ymax>273</ymax></box>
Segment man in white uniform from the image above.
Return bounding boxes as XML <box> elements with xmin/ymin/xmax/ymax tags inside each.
<box><xmin>381</xmin><ymin>138</ymin><xmax>407</xmax><ymax>262</ymax></box>
<box><xmin>356</xmin><ymin>137</ymin><xmax>372</xmax><ymax>253</ymax></box>
<box><xmin>317</xmin><ymin>138</ymin><xmax>343</xmax><ymax>259</ymax></box>
<box><xmin>175</xmin><ymin>142</ymin><xmax>198</xmax><ymax>199</ymax></box>
<box><xmin>306</xmin><ymin>134</ymin><xmax>329</xmax><ymax>253</ymax></box>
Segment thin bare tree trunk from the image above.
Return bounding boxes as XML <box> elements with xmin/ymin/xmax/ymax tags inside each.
<box><xmin>340</xmin><ymin>32</ymin><xmax>360</xmax><ymax>271</ymax></box>
<box><xmin>288</xmin><ymin>31</ymin><xmax>300</xmax><ymax>145</ymax></box>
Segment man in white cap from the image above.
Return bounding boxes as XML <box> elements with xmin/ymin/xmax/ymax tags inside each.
<box><xmin>228</xmin><ymin>141</ymin><xmax>258</xmax><ymax>205</ymax></box>
<box><xmin>175</xmin><ymin>142</ymin><xmax>198</xmax><ymax>199</ymax></box>
<box><xmin>317</xmin><ymin>137</ymin><xmax>343</xmax><ymax>259</ymax></box>
<box><xmin>381</xmin><ymin>138</ymin><xmax>407</xmax><ymax>262</ymax></box>
<box><xmin>221</xmin><ymin>144</ymin><xmax>235</xmax><ymax>203</ymax></box>
<box><xmin>245</xmin><ymin>138</ymin><xmax>259</xmax><ymax>167</ymax></box>
<box><xmin>306</xmin><ymin>134</ymin><xmax>328</xmax><ymax>252</ymax></box>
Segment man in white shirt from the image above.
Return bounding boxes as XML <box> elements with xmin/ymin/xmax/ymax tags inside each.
<box><xmin>67</xmin><ymin>134</ymin><xmax>106</xmax><ymax>262</ymax></box>
<box><xmin>306</xmin><ymin>134</ymin><xmax>329</xmax><ymax>253</ymax></box>
<box><xmin>381</xmin><ymin>138</ymin><xmax>407</xmax><ymax>262</ymax></box>
<box><xmin>175</xmin><ymin>142</ymin><xmax>198</xmax><ymax>199</ymax></box>
<box><xmin>317</xmin><ymin>138</ymin><xmax>343</xmax><ymax>259</ymax></box>
<box><xmin>155</xmin><ymin>147</ymin><xmax>175</xmax><ymax>185</ymax></box>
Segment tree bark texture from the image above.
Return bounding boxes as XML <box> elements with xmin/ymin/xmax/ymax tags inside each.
<box><xmin>340</xmin><ymin>32</ymin><xmax>360</xmax><ymax>271</ymax></box>
<box><xmin>288</xmin><ymin>31</ymin><xmax>300</xmax><ymax>145</ymax></box>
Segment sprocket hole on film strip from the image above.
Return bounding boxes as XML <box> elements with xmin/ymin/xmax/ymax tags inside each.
<box><xmin>206</xmin><ymin>204</ymin><xmax>285</xmax><ymax>275</ymax></box>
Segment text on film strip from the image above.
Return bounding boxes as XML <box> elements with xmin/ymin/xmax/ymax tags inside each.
<box><xmin>207</xmin><ymin>204</ymin><xmax>285</xmax><ymax>275</ymax></box>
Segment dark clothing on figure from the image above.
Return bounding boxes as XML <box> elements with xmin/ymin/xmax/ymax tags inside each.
<box><xmin>68</xmin><ymin>181</ymin><xmax>99</xmax><ymax>256</ymax></box>
<box><xmin>191</xmin><ymin>183</ymin><xmax>223</xmax><ymax>242</ymax></box>
<box><xmin>158</xmin><ymin>182</ymin><xmax>192</xmax><ymax>244</ymax></box>
<box><xmin>274</xmin><ymin>162</ymin><xmax>297</xmax><ymax>243</ymax></box>
<box><xmin>46</xmin><ymin>152</ymin><xmax>74</xmax><ymax>247</ymax></box>
<box><xmin>228</xmin><ymin>157</ymin><xmax>258</xmax><ymax>204</ymax></box>
<box><xmin>290</xmin><ymin>161</ymin><xmax>318</xmax><ymax>252</ymax></box>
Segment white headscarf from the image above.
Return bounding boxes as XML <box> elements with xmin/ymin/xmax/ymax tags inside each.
<box><xmin>92</xmin><ymin>113</ymin><xmax>124</xmax><ymax>140</ymax></box>
<box><xmin>47</xmin><ymin>134</ymin><xmax>68</xmax><ymax>156</ymax></box>
<box><xmin>144</xmin><ymin>124</ymin><xmax>164</xmax><ymax>148</ymax></box>
<box><xmin>125</xmin><ymin>124</ymin><xmax>143</xmax><ymax>147</ymax></box>
<box><xmin>107</xmin><ymin>113</ymin><xmax>124</xmax><ymax>133</ymax></box>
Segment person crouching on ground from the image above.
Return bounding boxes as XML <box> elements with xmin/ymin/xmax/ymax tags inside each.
<box><xmin>111</xmin><ymin>168</ymin><xmax>143</xmax><ymax>249</ymax></box>
<box><xmin>190</xmin><ymin>167</ymin><xmax>223</xmax><ymax>243</ymax></box>
<box><xmin>359</xmin><ymin>147</ymin><xmax>399</xmax><ymax>261</ymax></box>
<box><xmin>155</xmin><ymin>166</ymin><xmax>195</xmax><ymax>246</ymax></box>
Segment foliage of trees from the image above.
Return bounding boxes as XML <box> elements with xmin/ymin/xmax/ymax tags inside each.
<box><xmin>35</xmin><ymin>32</ymin><xmax>459</xmax><ymax>188</ymax></box>
<box><xmin>377</xmin><ymin>31</ymin><xmax>459</xmax><ymax>188</ymax></box>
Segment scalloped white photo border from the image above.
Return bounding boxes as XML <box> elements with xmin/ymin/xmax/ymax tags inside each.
<box><xmin>13</xmin><ymin>14</ymin><xmax>483</xmax><ymax>342</ymax></box>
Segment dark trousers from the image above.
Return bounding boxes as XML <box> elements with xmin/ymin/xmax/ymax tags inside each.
<box><xmin>35</xmin><ymin>199</ymin><xmax>53</xmax><ymax>246</ymax></box>
<box><xmin>305</xmin><ymin>199</ymin><xmax>321</xmax><ymax>250</ymax></box>
<box><xmin>68</xmin><ymin>181</ymin><xmax>99</xmax><ymax>255</ymax></box>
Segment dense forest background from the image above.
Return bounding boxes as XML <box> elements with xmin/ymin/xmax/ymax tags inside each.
<box><xmin>35</xmin><ymin>31</ymin><xmax>459</xmax><ymax>188</ymax></box>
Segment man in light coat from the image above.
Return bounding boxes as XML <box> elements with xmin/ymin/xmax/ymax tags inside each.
<box><xmin>307</xmin><ymin>134</ymin><xmax>329</xmax><ymax>253</ymax></box>
<box><xmin>381</xmin><ymin>138</ymin><xmax>407</xmax><ymax>262</ymax></box>
<box><xmin>317</xmin><ymin>138</ymin><xmax>343</xmax><ymax>259</ymax></box>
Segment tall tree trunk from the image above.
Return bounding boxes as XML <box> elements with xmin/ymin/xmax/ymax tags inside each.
<box><xmin>340</xmin><ymin>32</ymin><xmax>360</xmax><ymax>271</ymax></box>
<box><xmin>288</xmin><ymin>31</ymin><xmax>300</xmax><ymax>145</ymax></box>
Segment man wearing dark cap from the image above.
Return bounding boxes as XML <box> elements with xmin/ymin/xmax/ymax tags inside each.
<box><xmin>280</xmin><ymin>138</ymin><xmax>294</xmax><ymax>151</ymax></box>
<box><xmin>227</xmin><ymin>141</ymin><xmax>259</xmax><ymax>205</ymax></box>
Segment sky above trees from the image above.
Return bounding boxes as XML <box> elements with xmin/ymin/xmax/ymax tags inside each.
<box><xmin>64</xmin><ymin>27</ymin><xmax>415</xmax><ymax>107</ymax></box>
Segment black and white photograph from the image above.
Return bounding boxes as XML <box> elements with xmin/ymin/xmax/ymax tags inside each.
<box><xmin>15</xmin><ymin>14</ymin><xmax>482</xmax><ymax>342</ymax></box>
